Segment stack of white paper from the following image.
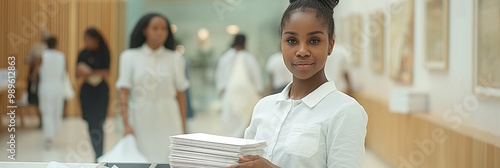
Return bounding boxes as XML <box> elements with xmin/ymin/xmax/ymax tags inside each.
<box><xmin>169</xmin><ymin>133</ymin><xmax>266</xmax><ymax>168</ymax></box>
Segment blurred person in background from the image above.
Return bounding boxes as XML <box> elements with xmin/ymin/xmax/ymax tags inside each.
<box><xmin>116</xmin><ymin>13</ymin><xmax>189</xmax><ymax>163</ymax></box>
<box><xmin>25</xmin><ymin>39</ymin><xmax>48</xmax><ymax>128</ymax></box>
<box><xmin>325</xmin><ymin>43</ymin><xmax>352</xmax><ymax>95</ymax></box>
<box><xmin>215</xmin><ymin>34</ymin><xmax>263</xmax><ymax>97</ymax></box>
<box><xmin>215</xmin><ymin>34</ymin><xmax>263</xmax><ymax>137</ymax></box>
<box><xmin>266</xmin><ymin>52</ymin><xmax>292</xmax><ymax>94</ymax></box>
<box><xmin>75</xmin><ymin>28</ymin><xmax>111</xmax><ymax>161</ymax></box>
<box><xmin>32</xmin><ymin>36</ymin><xmax>66</xmax><ymax>149</ymax></box>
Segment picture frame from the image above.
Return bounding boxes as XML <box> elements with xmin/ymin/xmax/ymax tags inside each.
<box><xmin>369</xmin><ymin>11</ymin><xmax>385</xmax><ymax>74</ymax></box>
<box><xmin>389</xmin><ymin>0</ymin><xmax>414</xmax><ymax>85</ymax></box>
<box><xmin>351</xmin><ymin>14</ymin><xmax>363</xmax><ymax>66</ymax></box>
<box><xmin>425</xmin><ymin>0</ymin><xmax>449</xmax><ymax>71</ymax></box>
<box><xmin>473</xmin><ymin>0</ymin><xmax>500</xmax><ymax>97</ymax></box>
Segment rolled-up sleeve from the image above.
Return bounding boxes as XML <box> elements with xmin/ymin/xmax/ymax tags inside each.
<box><xmin>327</xmin><ymin>102</ymin><xmax>368</xmax><ymax>168</ymax></box>
<box><xmin>116</xmin><ymin>51</ymin><xmax>133</xmax><ymax>89</ymax></box>
<box><xmin>173</xmin><ymin>54</ymin><xmax>190</xmax><ymax>91</ymax></box>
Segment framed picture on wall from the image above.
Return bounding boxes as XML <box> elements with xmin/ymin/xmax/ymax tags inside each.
<box><xmin>351</xmin><ymin>14</ymin><xmax>363</xmax><ymax>66</ymax></box>
<box><xmin>389</xmin><ymin>0</ymin><xmax>414</xmax><ymax>85</ymax></box>
<box><xmin>425</xmin><ymin>0</ymin><xmax>449</xmax><ymax>70</ymax></box>
<box><xmin>473</xmin><ymin>0</ymin><xmax>500</xmax><ymax>97</ymax></box>
<box><xmin>369</xmin><ymin>11</ymin><xmax>385</xmax><ymax>74</ymax></box>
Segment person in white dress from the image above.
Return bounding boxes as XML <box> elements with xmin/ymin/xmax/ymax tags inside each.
<box><xmin>266</xmin><ymin>52</ymin><xmax>292</xmax><ymax>94</ymax></box>
<box><xmin>116</xmin><ymin>13</ymin><xmax>190</xmax><ymax>163</ymax></box>
<box><xmin>215</xmin><ymin>34</ymin><xmax>263</xmax><ymax>137</ymax></box>
<box><xmin>33</xmin><ymin>37</ymin><xmax>66</xmax><ymax>147</ymax></box>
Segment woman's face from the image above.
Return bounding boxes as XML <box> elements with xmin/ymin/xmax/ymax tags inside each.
<box><xmin>143</xmin><ymin>16</ymin><xmax>168</xmax><ymax>47</ymax></box>
<box><xmin>281</xmin><ymin>10</ymin><xmax>334</xmax><ymax>80</ymax></box>
<box><xmin>84</xmin><ymin>35</ymin><xmax>99</xmax><ymax>51</ymax></box>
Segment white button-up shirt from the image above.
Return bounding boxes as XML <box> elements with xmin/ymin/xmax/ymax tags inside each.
<box><xmin>244</xmin><ymin>81</ymin><xmax>368</xmax><ymax>168</ymax></box>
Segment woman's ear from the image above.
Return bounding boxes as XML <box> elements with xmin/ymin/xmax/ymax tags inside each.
<box><xmin>328</xmin><ymin>38</ymin><xmax>335</xmax><ymax>55</ymax></box>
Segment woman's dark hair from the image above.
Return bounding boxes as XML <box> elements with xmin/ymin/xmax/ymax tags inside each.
<box><xmin>280</xmin><ymin>0</ymin><xmax>339</xmax><ymax>40</ymax></box>
<box><xmin>85</xmin><ymin>27</ymin><xmax>110</xmax><ymax>56</ymax></box>
<box><xmin>129</xmin><ymin>13</ymin><xmax>176</xmax><ymax>50</ymax></box>
<box><xmin>45</xmin><ymin>36</ymin><xmax>57</xmax><ymax>49</ymax></box>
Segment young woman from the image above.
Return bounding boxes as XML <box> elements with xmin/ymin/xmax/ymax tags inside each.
<box><xmin>76</xmin><ymin>28</ymin><xmax>110</xmax><ymax>161</ymax></box>
<box><xmin>116</xmin><ymin>13</ymin><xmax>189</xmax><ymax>163</ymax></box>
<box><xmin>230</xmin><ymin>0</ymin><xmax>368</xmax><ymax>167</ymax></box>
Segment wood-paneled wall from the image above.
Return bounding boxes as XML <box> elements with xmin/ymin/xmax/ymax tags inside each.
<box><xmin>1</xmin><ymin>0</ymin><xmax>125</xmax><ymax>118</ymax></box>
<box><xmin>355</xmin><ymin>93</ymin><xmax>500</xmax><ymax>168</ymax></box>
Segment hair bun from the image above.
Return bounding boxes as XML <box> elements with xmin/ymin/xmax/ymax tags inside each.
<box><xmin>289</xmin><ymin>0</ymin><xmax>340</xmax><ymax>11</ymax></box>
<box><xmin>318</xmin><ymin>0</ymin><xmax>339</xmax><ymax>11</ymax></box>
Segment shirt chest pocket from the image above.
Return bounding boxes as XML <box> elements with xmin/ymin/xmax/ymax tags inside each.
<box><xmin>285</xmin><ymin>124</ymin><xmax>321</xmax><ymax>158</ymax></box>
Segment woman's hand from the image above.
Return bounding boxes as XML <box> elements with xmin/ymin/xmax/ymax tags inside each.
<box><xmin>76</xmin><ymin>63</ymin><xmax>92</xmax><ymax>79</ymax></box>
<box><xmin>227</xmin><ymin>155</ymin><xmax>280</xmax><ymax>168</ymax></box>
<box><xmin>119</xmin><ymin>88</ymin><xmax>133</xmax><ymax>136</ymax></box>
<box><xmin>176</xmin><ymin>91</ymin><xmax>188</xmax><ymax>134</ymax></box>
<box><xmin>123</xmin><ymin>123</ymin><xmax>135</xmax><ymax>136</ymax></box>
<box><xmin>121</xmin><ymin>107</ymin><xmax>134</xmax><ymax>136</ymax></box>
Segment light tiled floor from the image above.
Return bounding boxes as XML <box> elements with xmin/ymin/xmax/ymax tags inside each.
<box><xmin>0</xmin><ymin>117</ymin><xmax>121</xmax><ymax>163</ymax></box>
<box><xmin>0</xmin><ymin>114</ymin><xmax>391</xmax><ymax>168</ymax></box>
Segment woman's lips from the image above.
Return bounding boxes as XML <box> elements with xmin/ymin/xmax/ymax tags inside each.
<box><xmin>156</xmin><ymin>37</ymin><xmax>165</xmax><ymax>43</ymax></box>
<box><xmin>293</xmin><ymin>61</ymin><xmax>314</xmax><ymax>70</ymax></box>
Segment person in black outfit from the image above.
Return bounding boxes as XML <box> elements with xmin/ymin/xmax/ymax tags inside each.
<box><xmin>75</xmin><ymin>28</ymin><xmax>110</xmax><ymax>161</ymax></box>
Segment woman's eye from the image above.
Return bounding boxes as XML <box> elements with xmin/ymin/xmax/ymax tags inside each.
<box><xmin>310</xmin><ymin>39</ymin><xmax>320</xmax><ymax>44</ymax></box>
<box><xmin>287</xmin><ymin>39</ymin><xmax>297</xmax><ymax>45</ymax></box>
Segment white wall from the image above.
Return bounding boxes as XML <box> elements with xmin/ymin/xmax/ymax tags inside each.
<box><xmin>336</xmin><ymin>0</ymin><xmax>500</xmax><ymax>136</ymax></box>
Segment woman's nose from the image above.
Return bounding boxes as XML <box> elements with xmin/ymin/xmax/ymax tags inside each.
<box><xmin>296</xmin><ymin>43</ymin><xmax>310</xmax><ymax>57</ymax></box>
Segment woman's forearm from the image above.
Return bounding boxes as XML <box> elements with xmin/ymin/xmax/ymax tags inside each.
<box><xmin>119</xmin><ymin>88</ymin><xmax>130</xmax><ymax>126</ymax></box>
<box><xmin>76</xmin><ymin>63</ymin><xmax>91</xmax><ymax>78</ymax></box>
<box><xmin>176</xmin><ymin>91</ymin><xmax>187</xmax><ymax>133</ymax></box>
<box><xmin>93</xmin><ymin>69</ymin><xmax>109</xmax><ymax>78</ymax></box>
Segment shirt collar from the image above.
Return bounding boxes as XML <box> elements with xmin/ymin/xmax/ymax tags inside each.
<box><xmin>141</xmin><ymin>43</ymin><xmax>166</xmax><ymax>55</ymax></box>
<box><xmin>277</xmin><ymin>81</ymin><xmax>338</xmax><ymax>108</ymax></box>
